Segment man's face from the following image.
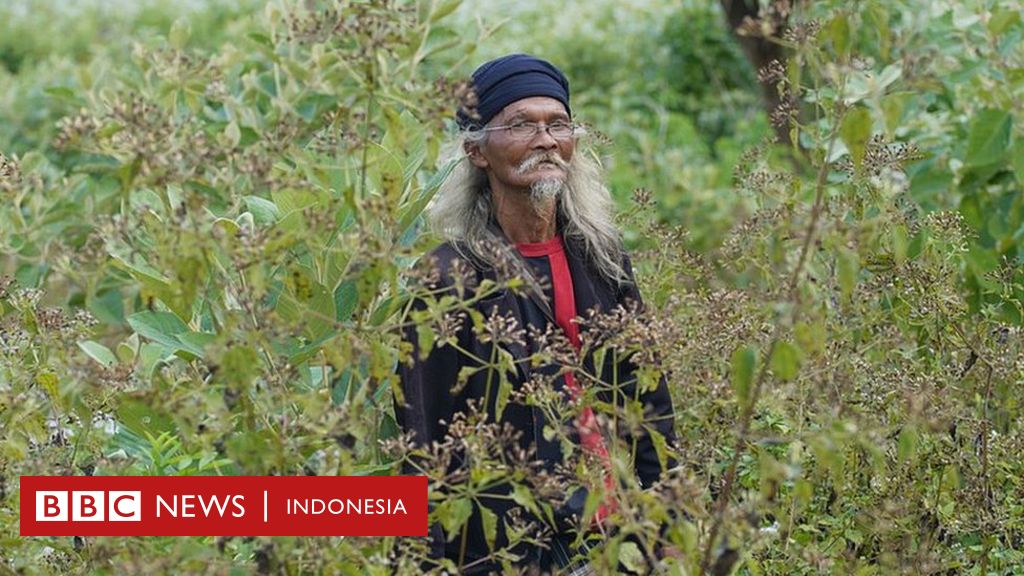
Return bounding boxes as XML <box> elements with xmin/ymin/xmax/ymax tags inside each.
<box><xmin>466</xmin><ymin>96</ymin><xmax>575</xmax><ymax>196</ymax></box>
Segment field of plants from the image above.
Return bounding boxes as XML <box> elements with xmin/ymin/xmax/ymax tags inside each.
<box><xmin>1</xmin><ymin>0</ymin><xmax>1023</xmax><ymax>573</ymax></box>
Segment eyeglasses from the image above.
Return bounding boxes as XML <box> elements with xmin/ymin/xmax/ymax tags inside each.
<box><xmin>476</xmin><ymin>121</ymin><xmax>577</xmax><ymax>141</ymax></box>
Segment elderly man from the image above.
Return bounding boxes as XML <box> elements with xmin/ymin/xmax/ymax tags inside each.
<box><xmin>395</xmin><ymin>53</ymin><xmax>677</xmax><ymax>573</ymax></box>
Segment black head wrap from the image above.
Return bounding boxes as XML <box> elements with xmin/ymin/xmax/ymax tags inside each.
<box><xmin>456</xmin><ymin>53</ymin><xmax>571</xmax><ymax>130</ymax></box>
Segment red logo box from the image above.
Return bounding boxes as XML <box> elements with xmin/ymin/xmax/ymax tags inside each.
<box><xmin>20</xmin><ymin>476</ymin><xmax>427</xmax><ymax>536</ymax></box>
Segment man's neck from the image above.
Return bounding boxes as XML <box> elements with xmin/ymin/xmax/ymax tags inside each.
<box><xmin>492</xmin><ymin>189</ymin><xmax>558</xmax><ymax>244</ymax></box>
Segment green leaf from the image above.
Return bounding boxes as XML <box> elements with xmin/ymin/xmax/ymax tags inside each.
<box><xmin>891</xmin><ymin>224</ymin><xmax>909</xmax><ymax>264</ymax></box>
<box><xmin>78</xmin><ymin>340</ymin><xmax>117</xmax><ymax>368</ymax></box>
<box><xmin>770</xmin><ymin>341</ymin><xmax>802</xmax><ymax>381</ymax></box>
<box><xmin>225</xmin><ymin>121</ymin><xmax>241</xmax><ymax>147</ymax></box>
<box><xmin>334</xmin><ymin>280</ymin><xmax>359</xmax><ymax>321</ymax></box>
<box><xmin>731</xmin><ymin>346</ymin><xmax>757</xmax><ymax>407</ymax></box>
<box><xmin>127</xmin><ymin>311</ymin><xmax>214</xmax><ymax>359</ymax></box>
<box><xmin>117</xmin><ymin>398</ymin><xmax>175</xmax><ymax>437</ymax></box>
<box><xmin>277</xmin><ymin>266</ymin><xmax>337</xmax><ymax>341</ymax></box>
<box><xmin>826</xmin><ymin>13</ymin><xmax>851</xmax><ymax>58</ymax></box>
<box><xmin>480</xmin><ymin>506</ymin><xmax>498</xmax><ymax>551</ymax></box>
<box><xmin>369</xmin><ymin>296</ymin><xmax>400</xmax><ymax>326</ymax></box>
<box><xmin>439</xmin><ymin>498</ymin><xmax>473</xmax><ymax>540</ymax></box>
<box><xmin>35</xmin><ymin>372</ymin><xmax>60</xmax><ymax>400</ymax></box>
<box><xmin>1010</xmin><ymin>139</ymin><xmax>1024</xmax><ymax>186</ymax></box>
<box><xmin>511</xmin><ymin>483</ymin><xmax>541</xmax><ymax>517</ymax></box>
<box><xmin>493</xmin><ymin>348</ymin><xmax>515</xmax><ymax>420</ymax></box>
<box><xmin>43</xmin><ymin>86</ymin><xmax>81</xmax><ymax>103</ymax></box>
<box><xmin>243</xmin><ymin>195</ymin><xmax>280</xmax><ymax>225</ymax></box>
<box><xmin>839</xmin><ymin>106</ymin><xmax>872</xmax><ymax>172</ymax></box>
<box><xmin>952</xmin><ymin>4</ymin><xmax>981</xmax><ymax>29</ymax></box>
<box><xmin>875</xmin><ymin>63</ymin><xmax>902</xmax><ymax>92</ymax></box>
<box><xmin>351</xmin><ymin>463</ymin><xmax>396</xmax><ymax>476</ymax></box>
<box><xmin>116</xmin><ymin>333</ymin><xmax>140</xmax><ymax>364</ymax></box>
<box><xmin>988</xmin><ymin>8</ymin><xmax>1021</xmax><ymax>35</ymax></box>
<box><xmin>127</xmin><ymin>311</ymin><xmax>190</xmax><ymax>350</ymax></box>
<box><xmin>18</xmin><ymin>151</ymin><xmax>46</xmax><ymax>172</ymax></box>
<box><xmin>880</xmin><ymin>93</ymin><xmax>910</xmax><ymax>135</ymax></box>
<box><xmin>647</xmin><ymin>426</ymin><xmax>669</xmax><ymax>471</ymax></box>
<box><xmin>965</xmin><ymin>109</ymin><xmax>1012</xmax><ymax>168</ymax></box>
<box><xmin>169</xmin><ymin>18</ymin><xmax>191</xmax><ymax>50</ymax></box>
<box><xmin>429</xmin><ymin>0</ymin><xmax>462</xmax><ymax>23</ymax></box>
<box><xmin>175</xmin><ymin>332</ymin><xmax>216</xmax><ymax>358</ymax></box>
<box><xmin>866</xmin><ymin>4</ymin><xmax>892</xmax><ymax>60</ymax></box>
<box><xmin>86</xmin><ymin>289</ymin><xmax>125</xmax><ymax>325</ymax></box>
<box><xmin>415</xmin><ymin>323</ymin><xmax>435</xmax><ymax>361</ymax></box>
<box><xmin>212</xmin><ymin>217</ymin><xmax>239</xmax><ymax>237</ymax></box>
<box><xmin>397</xmin><ymin>157</ymin><xmax>458</xmax><ymax>234</ymax></box>
<box><xmin>897</xmin><ymin>426</ymin><xmax>918</xmax><ymax>463</ymax></box>
<box><xmin>247</xmin><ymin>32</ymin><xmax>273</xmax><ymax>48</ymax></box>
<box><xmin>837</xmin><ymin>247</ymin><xmax>859</xmax><ymax>300</ymax></box>
<box><xmin>272</xmin><ymin>188</ymin><xmax>319</xmax><ymax>215</ymax></box>
<box><xmin>619</xmin><ymin>541</ymin><xmax>645</xmax><ymax>573</ymax></box>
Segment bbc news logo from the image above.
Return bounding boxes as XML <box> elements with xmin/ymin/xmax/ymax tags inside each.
<box><xmin>21</xmin><ymin>476</ymin><xmax>426</xmax><ymax>537</ymax></box>
<box><xmin>36</xmin><ymin>491</ymin><xmax>141</xmax><ymax>522</ymax></box>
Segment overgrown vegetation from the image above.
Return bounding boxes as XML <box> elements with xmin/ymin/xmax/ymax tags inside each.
<box><xmin>1</xmin><ymin>0</ymin><xmax>1022</xmax><ymax>573</ymax></box>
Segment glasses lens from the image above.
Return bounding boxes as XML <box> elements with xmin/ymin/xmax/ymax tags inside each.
<box><xmin>548</xmin><ymin>123</ymin><xmax>574</xmax><ymax>138</ymax></box>
<box><xmin>509</xmin><ymin>123</ymin><xmax>537</xmax><ymax>139</ymax></box>
<box><xmin>502</xmin><ymin>122</ymin><xmax>575</xmax><ymax>139</ymax></box>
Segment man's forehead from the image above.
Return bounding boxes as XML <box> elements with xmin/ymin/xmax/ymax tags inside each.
<box><xmin>495</xmin><ymin>97</ymin><xmax>570</xmax><ymax>121</ymax></box>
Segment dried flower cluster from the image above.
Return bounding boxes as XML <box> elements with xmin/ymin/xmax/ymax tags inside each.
<box><xmin>770</xmin><ymin>95</ymin><xmax>800</xmax><ymax>128</ymax></box>
<box><xmin>834</xmin><ymin>134</ymin><xmax>924</xmax><ymax>177</ymax></box>
<box><xmin>0</xmin><ymin>152</ymin><xmax>21</xmax><ymax>190</ymax></box>
<box><xmin>757</xmin><ymin>59</ymin><xmax>788</xmax><ymax>85</ymax></box>
<box><xmin>3</xmin><ymin>0</ymin><xmax>1022</xmax><ymax>573</ymax></box>
<box><xmin>477</xmin><ymin>308</ymin><xmax>526</xmax><ymax>347</ymax></box>
<box><xmin>284</xmin><ymin>0</ymin><xmax>416</xmax><ymax>62</ymax></box>
<box><xmin>735</xmin><ymin>0</ymin><xmax>792</xmax><ymax>38</ymax></box>
<box><xmin>783</xmin><ymin>19</ymin><xmax>821</xmax><ymax>45</ymax></box>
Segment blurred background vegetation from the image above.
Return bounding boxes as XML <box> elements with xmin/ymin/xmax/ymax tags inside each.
<box><xmin>2</xmin><ymin>0</ymin><xmax>1023</xmax><ymax>573</ymax></box>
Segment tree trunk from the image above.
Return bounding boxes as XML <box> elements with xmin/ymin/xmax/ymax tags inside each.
<box><xmin>719</xmin><ymin>0</ymin><xmax>790</xmax><ymax>145</ymax></box>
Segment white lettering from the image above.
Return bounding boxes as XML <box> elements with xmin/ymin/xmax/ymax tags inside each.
<box><xmin>155</xmin><ymin>494</ymin><xmax>175</xmax><ymax>518</ymax></box>
<box><xmin>155</xmin><ymin>494</ymin><xmax>246</xmax><ymax>518</ymax></box>
<box><xmin>231</xmin><ymin>495</ymin><xmax>246</xmax><ymax>517</ymax></box>
<box><xmin>108</xmin><ymin>491</ymin><xmax>141</xmax><ymax>521</ymax></box>
<box><xmin>180</xmin><ymin>495</ymin><xmax>196</xmax><ymax>517</ymax></box>
<box><xmin>285</xmin><ymin>498</ymin><xmax>409</xmax><ymax>515</ymax></box>
<box><xmin>200</xmin><ymin>494</ymin><xmax>228</xmax><ymax>517</ymax></box>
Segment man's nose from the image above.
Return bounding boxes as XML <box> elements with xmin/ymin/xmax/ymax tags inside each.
<box><xmin>530</xmin><ymin>126</ymin><xmax>559</xmax><ymax>149</ymax></box>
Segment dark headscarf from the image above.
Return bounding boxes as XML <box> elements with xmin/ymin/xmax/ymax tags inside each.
<box><xmin>456</xmin><ymin>53</ymin><xmax>571</xmax><ymax>130</ymax></box>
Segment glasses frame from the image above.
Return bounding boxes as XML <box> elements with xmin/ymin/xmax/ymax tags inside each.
<box><xmin>475</xmin><ymin>120</ymin><xmax>578</xmax><ymax>141</ymax></box>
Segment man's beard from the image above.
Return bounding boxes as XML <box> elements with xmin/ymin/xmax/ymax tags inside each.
<box><xmin>529</xmin><ymin>178</ymin><xmax>564</xmax><ymax>211</ymax></box>
<box><xmin>515</xmin><ymin>153</ymin><xmax>568</xmax><ymax>212</ymax></box>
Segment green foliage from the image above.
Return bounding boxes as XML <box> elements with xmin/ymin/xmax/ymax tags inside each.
<box><xmin>660</xmin><ymin>1</ymin><xmax>762</xmax><ymax>145</ymax></box>
<box><xmin>2</xmin><ymin>0</ymin><xmax>1023</xmax><ymax>573</ymax></box>
<box><xmin>0</xmin><ymin>0</ymin><xmax>483</xmax><ymax>571</ymax></box>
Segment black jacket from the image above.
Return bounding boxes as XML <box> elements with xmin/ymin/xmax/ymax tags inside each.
<box><xmin>394</xmin><ymin>234</ymin><xmax>677</xmax><ymax>572</ymax></box>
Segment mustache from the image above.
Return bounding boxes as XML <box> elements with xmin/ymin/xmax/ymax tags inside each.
<box><xmin>515</xmin><ymin>153</ymin><xmax>568</xmax><ymax>175</ymax></box>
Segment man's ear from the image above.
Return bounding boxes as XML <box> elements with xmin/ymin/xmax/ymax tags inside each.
<box><xmin>464</xmin><ymin>140</ymin><xmax>489</xmax><ymax>169</ymax></box>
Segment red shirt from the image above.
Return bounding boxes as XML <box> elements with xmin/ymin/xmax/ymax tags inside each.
<box><xmin>516</xmin><ymin>235</ymin><xmax>615</xmax><ymax>524</ymax></box>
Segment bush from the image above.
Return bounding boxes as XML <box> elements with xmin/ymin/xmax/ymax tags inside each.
<box><xmin>2</xmin><ymin>0</ymin><xmax>1023</xmax><ymax>573</ymax></box>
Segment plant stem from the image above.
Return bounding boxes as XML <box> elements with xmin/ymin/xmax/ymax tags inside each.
<box><xmin>698</xmin><ymin>103</ymin><xmax>847</xmax><ymax>575</ymax></box>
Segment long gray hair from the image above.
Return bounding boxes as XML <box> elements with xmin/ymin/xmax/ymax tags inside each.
<box><xmin>427</xmin><ymin>132</ymin><xmax>628</xmax><ymax>285</ymax></box>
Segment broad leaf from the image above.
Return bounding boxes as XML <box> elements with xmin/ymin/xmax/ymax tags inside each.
<box><xmin>78</xmin><ymin>340</ymin><xmax>117</xmax><ymax>368</ymax></box>
<box><xmin>731</xmin><ymin>346</ymin><xmax>757</xmax><ymax>407</ymax></box>
<box><xmin>965</xmin><ymin>109</ymin><xmax>1012</xmax><ymax>168</ymax></box>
